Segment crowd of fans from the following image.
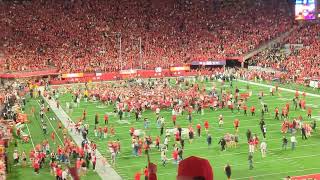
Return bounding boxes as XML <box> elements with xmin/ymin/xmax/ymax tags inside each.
<box><xmin>0</xmin><ymin>0</ymin><xmax>293</xmax><ymax>73</ymax></box>
<box><xmin>248</xmin><ymin>23</ymin><xmax>320</xmax><ymax>81</ymax></box>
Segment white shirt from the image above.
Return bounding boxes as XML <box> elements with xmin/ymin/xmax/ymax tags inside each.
<box><xmin>13</xmin><ymin>152</ymin><xmax>18</xmax><ymax>159</ymax></box>
<box><xmin>260</xmin><ymin>142</ymin><xmax>267</xmax><ymax>150</ymax></box>
<box><xmin>291</xmin><ymin>136</ymin><xmax>297</xmax><ymax>143</ymax></box>
<box><xmin>172</xmin><ymin>109</ymin><xmax>176</xmax><ymax>116</ymax></box>
<box><xmin>164</xmin><ymin>137</ymin><xmax>169</xmax><ymax>145</ymax></box>
<box><xmin>62</xmin><ymin>170</ymin><xmax>68</xmax><ymax>179</ymax></box>
<box><xmin>161</xmin><ymin>151</ymin><xmax>166</xmax><ymax>160</ymax></box>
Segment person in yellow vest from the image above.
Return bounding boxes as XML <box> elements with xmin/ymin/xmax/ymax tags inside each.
<box><xmin>84</xmin><ymin>90</ymin><xmax>88</xmax><ymax>102</ymax></box>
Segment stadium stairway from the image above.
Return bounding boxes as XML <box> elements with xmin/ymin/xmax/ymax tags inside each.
<box><xmin>242</xmin><ymin>24</ymin><xmax>302</xmax><ymax>62</ymax></box>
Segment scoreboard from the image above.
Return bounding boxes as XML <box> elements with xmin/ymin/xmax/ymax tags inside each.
<box><xmin>295</xmin><ymin>0</ymin><xmax>316</xmax><ymax>20</ymax></box>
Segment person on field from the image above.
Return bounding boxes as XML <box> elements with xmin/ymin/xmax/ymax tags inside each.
<box><xmin>291</xmin><ymin>135</ymin><xmax>297</xmax><ymax>150</ymax></box>
<box><xmin>260</xmin><ymin>141</ymin><xmax>267</xmax><ymax>158</ymax></box>
<box><xmin>224</xmin><ymin>164</ymin><xmax>231</xmax><ymax>180</ymax></box>
<box><xmin>282</xmin><ymin>136</ymin><xmax>288</xmax><ymax>150</ymax></box>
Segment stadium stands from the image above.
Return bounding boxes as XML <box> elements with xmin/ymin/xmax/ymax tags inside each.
<box><xmin>248</xmin><ymin>23</ymin><xmax>320</xmax><ymax>81</ymax></box>
<box><xmin>0</xmin><ymin>0</ymin><xmax>293</xmax><ymax>73</ymax></box>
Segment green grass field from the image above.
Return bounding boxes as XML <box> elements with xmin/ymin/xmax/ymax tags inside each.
<box><xmin>51</xmin><ymin>79</ymin><xmax>320</xmax><ymax>180</ymax></box>
<box><xmin>8</xmin><ymin>79</ymin><xmax>320</xmax><ymax>180</ymax></box>
<box><xmin>6</xmin><ymin>97</ymin><xmax>101</xmax><ymax>180</ymax></box>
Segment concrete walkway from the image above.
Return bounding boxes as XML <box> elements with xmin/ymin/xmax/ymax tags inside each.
<box><xmin>44</xmin><ymin>96</ymin><xmax>122</xmax><ymax>180</ymax></box>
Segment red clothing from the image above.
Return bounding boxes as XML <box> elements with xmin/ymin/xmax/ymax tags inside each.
<box><xmin>104</xmin><ymin>114</ymin><xmax>109</xmax><ymax>121</ymax></box>
<box><xmin>33</xmin><ymin>161</ymin><xmax>40</xmax><ymax>169</ymax></box>
<box><xmin>144</xmin><ymin>168</ymin><xmax>149</xmax><ymax>177</ymax></box>
<box><xmin>130</xmin><ymin>127</ymin><xmax>135</xmax><ymax>134</ymax></box>
<box><xmin>56</xmin><ymin>168</ymin><xmax>62</xmax><ymax>177</ymax></box>
<box><xmin>286</xmin><ymin>103</ymin><xmax>290</xmax><ymax>111</ymax></box>
<box><xmin>204</xmin><ymin>121</ymin><xmax>209</xmax><ymax>129</ymax></box>
<box><xmin>196</xmin><ymin>124</ymin><xmax>201</xmax><ymax>130</ymax></box>
<box><xmin>135</xmin><ymin>172</ymin><xmax>141</xmax><ymax>180</ymax></box>
<box><xmin>51</xmin><ymin>132</ymin><xmax>55</xmax><ymax>141</ymax></box>
<box><xmin>172</xmin><ymin>115</ymin><xmax>177</xmax><ymax>121</ymax></box>
<box><xmin>156</xmin><ymin>137</ymin><xmax>160</xmax><ymax>144</ymax></box>
<box><xmin>250</xmin><ymin>106</ymin><xmax>255</xmax><ymax>112</ymax></box>
<box><xmin>234</xmin><ymin>119</ymin><xmax>239</xmax><ymax>127</ymax></box>
<box><xmin>243</xmin><ymin>105</ymin><xmax>247</xmax><ymax>110</ymax></box>
<box><xmin>76</xmin><ymin>159</ymin><xmax>81</xmax><ymax>168</ymax></box>
<box><xmin>175</xmin><ymin>132</ymin><xmax>180</xmax><ymax>141</ymax></box>
<box><xmin>172</xmin><ymin>150</ymin><xmax>178</xmax><ymax>160</ymax></box>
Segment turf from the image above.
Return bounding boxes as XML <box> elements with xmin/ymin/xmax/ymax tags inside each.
<box><xmin>9</xmin><ymin>79</ymin><xmax>320</xmax><ymax>180</ymax></box>
<box><xmin>52</xmin><ymin>79</ymin><xmax>320</xmax><ymax>180</ymax></box>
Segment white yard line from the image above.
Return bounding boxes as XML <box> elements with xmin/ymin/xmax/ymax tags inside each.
<box><xmin>238</xmin><ymin>80</ymin><xmax>320</xmax><ymax>98</ymax></box>
<box><xmin>25</xmin><ymin>123</ymin><xmax>36</xmax><ymax>150</ymax></box>
<box><xmin>36</xmin><ymin>101</ymin><xmax>64</xmax><ymax>145</ymax></box>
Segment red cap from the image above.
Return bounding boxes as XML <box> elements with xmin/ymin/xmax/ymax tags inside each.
<box><xmin>177</xmin><ymin>156</ymin><xmax>213</xmax><ymax>180</ymax></box>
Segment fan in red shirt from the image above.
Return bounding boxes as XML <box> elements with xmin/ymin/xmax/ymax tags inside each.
<box><xmin>204</xmin><ymin>120</ymin><xmax>209</xmax><ymax>133</ymax></box>
<box><xmin>172</xmin><ymin>114</ymin><xmax>177</xmax><ymax>126</ymax></box>
<box><xmin>134</xmin><ymin>171</ymin><xmax>142</xmax><ymax>180</ymax></box>
<box><xmin>281</xmin><ymin>107</ymin><xmax>288</xmax><ymax>119</ymax></box>
<box><xmin>196</xmin><ymin>123</ymin><xmax>201</xmax><ymax>137</ymax></box>
<box><xmin>172</xmin><ymin>130</ymin><xmax>179</xmax><ymax>141</ymax></box>
<box><xmin>172</xmin><ymin>148</ymin><xmax>179</xmax><ymax>164</ymax></box>
<box><xmin>295</xmin><ymin>90</ymin><xmax>299</xmax><ymax>98</ymax></box>
<box><xmin>51</xmin><ymin>132</ymin><xmax>55</xmax><ymax>144</ymax></box>
<box><xmin>33</xmin><ymin>160</ymin><xmax>40</xmax><ymax>174</ymax></box>
<box><xmin>253</xmin><ymin>134</ymin><xmax>259</xmax><ymax>150</ymax></box>
<box><xmin>144</xmin><ymin>166</ymin><xmax>149</xmax><ymax>180</ymax></box>
<box><xmin>243</xmin><ymin>104</ymin><xmax>248</xmax><ymax>116</ymax></box>
<box><xmin>275</xmin><ymin>107</ymin><xmax>279</xmax><ymax>120</ymax></box>
<box><xmin>233</xmin><ymin>119</ymin><xmax>240</xmax><ymax>132</ymax></box>
<box><xmin>250</xmin><ymin>106</ymin><xmax>255</xmax><ymax>116</ymax></box>
<box><xmin>281</xmin><ymin>120</ymin><xmax>289</xmax><ymax>134</ymax></box>
<box><xmin>50</xmin><ymin>161</ymin><xmax>57</xmax><ymax>174</ymax></box>
<box><xmin>307</xmin><ymin>107</ymin><xmax>312</xmax><ymax>118</ymax></box>
<box><xmin>300</xmin><ymin>99</ymin><xmax>306</xmax><ymax>109</ymax></box>
<box><xmin>103</xmin><ymin>126</ymin><xmax>108</xmax><ymax>139</ymax></box>
<box><xmin>29</xmin><ymin>150</ymin><xmax>35</xmax><ymax>161</ymax></box>
<box><xmin>56</xmin><ymin>165</ymin><xmax>63</xmax><ymax>179</ymax></box>
<box><xmin>155</xmin><ymin>136</ymin><xmax>160</xmax><ymax>150</ymax></box>
<box><xmin>104</xmin><ymin>113</ymin><xmax>109</xmax><ymax>125</ymax></box>
<box><xmin>285</xmin><ymin>102</ymin><xmax>290</xmax><ymax>112</ymax></box>
<box><xmin>130</xmin><ymin>127</ymin><xmax>135</xmax><ymax>137</ymax></box>
<box><xmin>35</xmin><ymin>144</ymin><xmax>41</xmax><ymax>152</ymax></box>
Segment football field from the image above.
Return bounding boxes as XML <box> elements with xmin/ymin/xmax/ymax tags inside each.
<box><xmin>52</xmin><ymin>79</ymin><xmax>320</xmax><ymax>180</ymax></box>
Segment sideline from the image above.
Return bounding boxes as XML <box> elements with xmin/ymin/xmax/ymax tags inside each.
<box><xmin>43</xmin><ymin>96</ymin><xmax>122</xmax><ymax>180</ymax></box>
<box><xmin>25</xmin><ymin>123</ymin><xmax>36</xmax><ymax>151</ymax></box>
<box><xmin>238</xmin><ymin>80</ymin><xmax>320</xmax><ymax>98</ymax></box>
